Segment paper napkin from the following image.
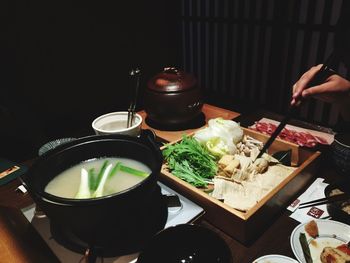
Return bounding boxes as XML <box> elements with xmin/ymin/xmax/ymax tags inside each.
<box><xmin>288</xmin><ymin>178</ymin><xmax>330</xmax><ymax>223</ymax></box>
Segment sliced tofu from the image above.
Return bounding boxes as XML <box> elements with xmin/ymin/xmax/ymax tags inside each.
<box><xmin>223</xmin><ymin>158</ymin><xmax>240</xmax><ymax>173</ymax></box>
<box><xmin>218</xmin><ymin>155</ymin><xmax>234</xmax><ymax>168</ymax></box>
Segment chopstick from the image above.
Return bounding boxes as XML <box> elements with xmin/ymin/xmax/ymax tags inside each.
<box><xmin>298</xmin><ymin>193</ymin><xmax>349</xmax><ymax>209</ymax></box>
<box><xmin>127</xmin><ymin>68</ymin><xmax>141</xmax><ymax>128</ymax></box>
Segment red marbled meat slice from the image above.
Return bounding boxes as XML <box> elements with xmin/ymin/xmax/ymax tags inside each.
<box><xmin>251</xmin><ymin>121</ymin><xmax>328</xmax><ymax>147</ymax></box>
<box><xmin>314</xmin><ymin>135</ymin><xmax>328</xmax><ymax>144</ymax></box>
<box><xmin>255</xmin><ymin>122</ymin><xmax>269</xmax><ymax>134</ymax></box>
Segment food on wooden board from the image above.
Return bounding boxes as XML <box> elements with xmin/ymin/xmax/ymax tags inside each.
<box><xmin>163</xmin><ymin>118</ymin><xmax>296</xmax><ymax>212</ymax></box>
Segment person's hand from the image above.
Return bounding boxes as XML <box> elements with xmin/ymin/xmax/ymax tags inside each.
<box><xmin>291</xmin><ymin>64</ymin><xmax>350</xmax><ymax>106</ymax></box>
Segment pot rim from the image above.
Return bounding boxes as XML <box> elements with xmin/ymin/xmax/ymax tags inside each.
<box><xmin>334</xmin><ymin>138</ymin><xmax>350</xmax><ymax>149</ymax></box>
<box><xmin>334</xmin><ymin>133</ymin><xmax>350</xmax><ymax>149</ymax></box>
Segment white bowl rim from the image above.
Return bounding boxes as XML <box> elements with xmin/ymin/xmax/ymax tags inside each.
<box><xmin>92</xmin><ymin>111</ymin><xmax>142</xmax><ymax>133</ymax></box>
<box><xmin>252</xmin><ymin>254</ymin><xmax>298</xmax><ymax>262</ymax></box>
<box><xmin>334</xmin><ymin>138</ymin><xmax>350</xmax><ymax>149</ymax></box>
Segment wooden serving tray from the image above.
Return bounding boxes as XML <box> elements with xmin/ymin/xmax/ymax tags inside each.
<box><xmin>159</xmin><ymin>128</ymin><xmax>321</xmax><ymax>244</ymax></box>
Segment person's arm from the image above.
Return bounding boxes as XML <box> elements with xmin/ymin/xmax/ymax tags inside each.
<box><xmin>291</xmin><ymin>64</ymin><xmax>350</xmax><ymax>105</ymax></box>
<box><xmin>291</xmin><ymin>64</ymin><xmax>350</xmax><ymax>121</ymax></box>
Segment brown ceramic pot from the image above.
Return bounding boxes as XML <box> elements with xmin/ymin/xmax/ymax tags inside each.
<box><xmin>144</xmin><ymin>67</ymin><xmax>203</xmax><ymax>126</ymax></box>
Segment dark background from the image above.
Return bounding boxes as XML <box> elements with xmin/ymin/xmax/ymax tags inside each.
<box><xmin>1</xmin><ymin>0</ymin><xmax>349</xmax><ymax>161</ymax></box>
<box><xmin>1</xmin><ymin>0</ymin><xmax>181</xmax><ymax>160</ymax></box>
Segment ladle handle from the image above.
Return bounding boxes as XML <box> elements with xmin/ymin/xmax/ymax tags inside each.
<box><xmin>141</xmin><ymin>129</ymin><xmax>163</xmax><ymax>164</ymax></box>
<box><xmin>127</xmin><ymin>68</ymin><xmax>141</xmax><ymax>128</ymax></box>
<box><xmin>81</xmin><ymin>247</ymin><xmax>97</xmax><ymax>263</ymax></box>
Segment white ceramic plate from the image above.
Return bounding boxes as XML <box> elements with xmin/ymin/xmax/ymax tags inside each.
<box><xmin>290</xmin><ymin>219</ymin><xmax>350</xmax><ymax>263</ymax></box>
<box><xmin>252</xmin><ymin>254</ymin><xmax>298</xmax><ymax>263</ymax></box>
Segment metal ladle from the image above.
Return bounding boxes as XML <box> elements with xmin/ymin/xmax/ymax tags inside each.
<box><xmin>127</xmin><ymin>68</ymin><xmax>141</xmax><ymax>128</ymax></box>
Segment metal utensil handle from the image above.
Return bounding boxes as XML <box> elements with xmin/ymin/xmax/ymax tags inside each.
<box><xmin>127</xmin><ymin>68</ymin><xmax>141</xmax><ymax>128</ymax></box>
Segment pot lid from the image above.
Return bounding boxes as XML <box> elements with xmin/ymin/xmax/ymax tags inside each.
<box><xmin>147</xmin><ymin>67</ymin><xmax>197</xmax><ymax>93</ymax></box>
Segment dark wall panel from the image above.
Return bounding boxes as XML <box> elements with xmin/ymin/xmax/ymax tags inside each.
<box><xmin>180</xmin><ymin>0</ymin><xmax>348</xmax><ymax>126</ymax></box>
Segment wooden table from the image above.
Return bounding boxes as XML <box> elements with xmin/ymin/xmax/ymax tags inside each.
<box><xmin>0</xmin><ymin>104</ymin><xmax>343</xmax><ymax>263</ymax></box>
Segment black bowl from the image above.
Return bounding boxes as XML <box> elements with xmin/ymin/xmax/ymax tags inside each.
<box><xmin>325</xmin><ymin>179</ymin><xmax>350</xmax><ymax>225</ymax></box>
<box><xmin>137</xmin><ymin>224</ymin><xmax>233</xmax><ymax>263</ymax></box>
<box><xmin>22</xmin><ymin>133</ymin><xmax>167</xmax><ymax>255</ymax></box>
<box><xmin>330</xmin><ymin>133</ymin><xmax>350</xmax><ymax>175</ymax></box>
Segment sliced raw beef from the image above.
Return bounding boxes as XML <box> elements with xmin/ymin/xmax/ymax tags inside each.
<box><xmin>251</xmin><ymin>121</ymin><xmax>329</xmax><ymax>147</ymax></box>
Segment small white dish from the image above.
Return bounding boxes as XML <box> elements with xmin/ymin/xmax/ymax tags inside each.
<box><xmin>252</xmin><ymin>254</ymin><xmax>298</xmax><ymax>263</ymax></box>
<box><xmin>92</xmin><ymin>111</ymin><xmax>142</xmax><ymax>137</ymax></box>
<box><xmin>290</xmin><ymin>219</ymin><xmax>350</xmax><ymax>263</ymax></box>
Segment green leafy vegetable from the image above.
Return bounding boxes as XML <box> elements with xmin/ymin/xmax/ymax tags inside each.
<box><xmin>162</xmin><ymin>135</ymin><xmax>218</xmax><ymax>187</ymax></box>
<box><xmin>92</xmin><ymin>163</ymin><xmax>113</xmax><ymax>198</ymax></box>
<box><xmin>90</xmin><ymin>160</ymin><xmax>109</xmax><ymax>191</ymax></box>
<box><xmin>171</xmin><ymin>160</ymin><xmax>208</xmax><ymax>187</ymax></box>
<box><xmin>108</xmin><ymin>162</ymin><xmax>122</xmax><ymax>178</ymax></box>
<box><xmin>88</xmin><ymin>168</ymin><xmax>97</xmax><ymax>190</ymax></box>
<box><xmin>193</xmin><ymin>118</ymin><xmax>243</xmax><ymax>157</ymax></box>
<box><xmin>119</xmin><ymin>165</ymin><xmax>149</xmax><ymax>177</ymax></box>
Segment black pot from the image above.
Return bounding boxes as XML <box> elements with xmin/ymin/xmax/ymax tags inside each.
<box><xmin>137</xmin><ymin>224</ymin><xmax>233</xmax><ymax>263</ymax></box>
<box><xmin>21</xmin><ymin>133</ymin><xmax>167</xmax><ymax>255</ymax></box>
<box><xmin>324</xmin><ymin>179</ymin><xmax>350</xmax><ymax>225</ymax></box>
<box><xmin>330</xmin><ymin>133</ymin><xmax>350</xmax><ymax>175</ymax></box>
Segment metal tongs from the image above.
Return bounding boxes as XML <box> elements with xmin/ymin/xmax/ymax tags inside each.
<box><xmin>255</xmin><ymin>53</ymin><xmax>337</xmax><ymax>160</ymax></box>
<box><xmin>127</xmin><ymin>68</ymin><xmax>141</xmax><ymax>128</ymax></box>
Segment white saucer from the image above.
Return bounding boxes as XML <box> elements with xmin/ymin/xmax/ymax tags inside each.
<box><xmin>252</xmin><ymin>254</ymin><xmax>298</xmax><ymax>263</ymax></box>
